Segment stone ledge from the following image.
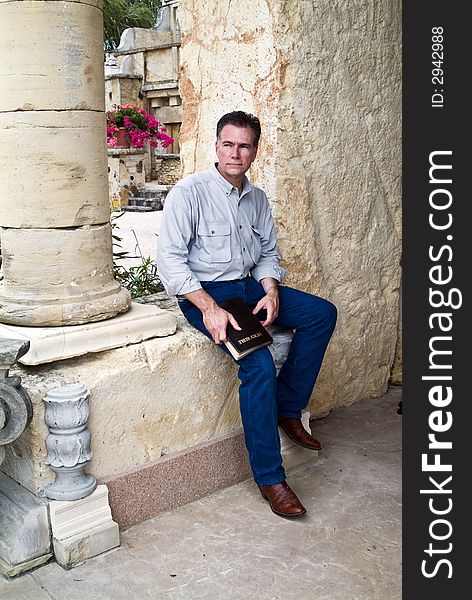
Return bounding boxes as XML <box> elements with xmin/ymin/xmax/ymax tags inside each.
<box><xmin>103</xmin><ymin>422</ymin><xmax>318</xmax><ymax>530</ymax></box>
<box><xmin>107</xmin><ymin>148</ymin><xmax>146</xmax><ymax>156</ymax></box>
<box><xmin>2</xmin><ymin>293</ymin><xmax>320</xmax><ymax>529</ymax></box>
<box><xmin>0</xmin><ymin>303</ymin><xmax>177</xmax><ymax>366</ymax></box>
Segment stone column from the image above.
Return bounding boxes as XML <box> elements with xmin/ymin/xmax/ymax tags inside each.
<box><xmin>0</xmin><ymin>0</ymin><xmax>131</xmax><ymax>326</ymax></box>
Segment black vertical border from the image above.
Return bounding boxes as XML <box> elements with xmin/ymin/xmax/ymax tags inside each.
<box><xmin>403</xmin><ymin>2</ymin><xmax>467</xmax><ymax>597</ymax></box>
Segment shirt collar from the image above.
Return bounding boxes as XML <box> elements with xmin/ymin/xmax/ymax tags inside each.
<box><xmin>209</xmin><ymin>164</ymin><xmax>253</xmax><ymax>197</ymax></box>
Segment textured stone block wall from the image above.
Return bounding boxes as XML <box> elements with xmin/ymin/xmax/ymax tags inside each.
<box><xmin>118</xmin><ymin>78</ymin><xmax>144</xmax><ymax>109</ymax></box>
<box><xmin>178</xmin><ymin>0</ymin><xmax>402</xmax><ymax>414</ymax></box>
<box><xmin>154</xmin><ymin>157</ymin><xmax>181</xmax><ymax>185</ymax></box>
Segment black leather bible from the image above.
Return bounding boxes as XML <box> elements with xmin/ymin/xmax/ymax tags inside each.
<box><xmin>219</xmin><ymin>296</ymin><xmax>273</xmax><ymax>360</ymax></box>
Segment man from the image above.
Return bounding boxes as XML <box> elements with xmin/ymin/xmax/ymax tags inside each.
<box><xmin>157</xmin><ymin>111</ymin><xmax>337</xmax><ymax>518</ymax></box>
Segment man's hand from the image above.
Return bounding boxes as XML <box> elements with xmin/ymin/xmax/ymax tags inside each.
<box><xmin>202</xmin><ymin>303</ymin><xmax>241</xmax><ymax>344</ymax></box>
<box><xmin>253</xmin><ymin>278</ymin><xmax>279</xmax><ymax>326</ymax></box>
<box><xmin>184</xmin><ymin>288</ymin><xmax>241</xmax><ymax>344</ymax></box>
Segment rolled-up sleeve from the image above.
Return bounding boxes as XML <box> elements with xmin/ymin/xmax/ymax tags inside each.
<box><xmin>156</xmin><ymin>187</ymin><xmax>202</xmax><ymax>297</ymax></box>
<box><xmin>250</xmin><ymin>195</ymin><xmax>287</xmax><ymax>284</ymax></box>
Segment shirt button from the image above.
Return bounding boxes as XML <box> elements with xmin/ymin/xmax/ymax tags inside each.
<box><xmin>239</xmin><ymin>225</ymin><xmax>242</xmax><ymax>229</ymax></box>
<box><xmin>243</xmin><ymin>247</ymin><xmax>246</xmax><ymax>252</ymax></box>
<box><xmin>211</xmin><ymin>230</ymin><xmax>215</xmax><ymax>234</ymax></box>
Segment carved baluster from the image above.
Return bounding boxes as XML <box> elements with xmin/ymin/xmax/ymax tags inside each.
<box><xmin>43</xmin><ymin>383</ymin><xmax>96</xmax><ymax>501</ymax></box>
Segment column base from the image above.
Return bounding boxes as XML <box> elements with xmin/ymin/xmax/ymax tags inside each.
<box><xmin>0</xmin><ymin>286</ymin><xmax>131</xmax><ymax>327</ymax></box>
<box><xmin>0</xmin><ymin>302</ymin><xmax>177</xmax><ymax>365</ymax></box>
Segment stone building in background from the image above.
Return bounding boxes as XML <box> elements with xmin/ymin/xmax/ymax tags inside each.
<box><xmin>105</xmin><ymin>0</ymin><xmax>182</xmax><ymax>208</ymax></box>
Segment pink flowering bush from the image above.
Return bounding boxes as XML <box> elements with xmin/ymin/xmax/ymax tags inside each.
<box><xmin>106</xmin><ymin>104</ymin><xmax>174</xmax><ymax>149</ymax></box>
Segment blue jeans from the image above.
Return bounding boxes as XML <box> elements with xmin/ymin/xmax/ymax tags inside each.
<box><xmin>178</xmin><ymin>277</ymin><xmax>337</xmax><ymax>486</ymax></box>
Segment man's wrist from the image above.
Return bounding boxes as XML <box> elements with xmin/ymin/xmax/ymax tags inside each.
<box><xmin>261</xmin><ymin>278</ymin><xmax>279</xmax><ymax>294</ymax></box>
<box><xmin>184</xmin><ymin>288</ymin><xmax>219</xmax><ymax>314</ymax></box>
<box><xmin>201</xmin><ymin>301</ymin><xmax>221</xmax><ymax>315</ymax></box>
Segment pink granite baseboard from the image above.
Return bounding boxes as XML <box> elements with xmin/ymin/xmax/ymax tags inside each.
<box><xmin>102</xmin><ymin>431</ymin><xmax>252</xmax><ymax>529</ymax></box>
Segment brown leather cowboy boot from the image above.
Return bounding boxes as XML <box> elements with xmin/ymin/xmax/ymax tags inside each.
<box><xmin>278</xmin><ymin>415</ymin><xmax>322</xmax><ymax>450</ymax></box>
<box><xmin>258</xmin><ymin>481</ymin><xmax>306</xmax><ymax>518</ymax></box>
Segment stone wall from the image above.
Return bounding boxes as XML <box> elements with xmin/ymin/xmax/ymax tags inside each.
<box><xmin>105</xmin><ymin>14</ymin><xmax>182</xmax><ymax>194</ymax></box>
<box><xmin>178</xmin><ymin>0</ymin><xmax>402</xmax><ymax>414</ymax></box>
<box><xmin>390</xmin><ymin>283</ymin><xmax>402</xmax><ymax>384</ymax></box>
<box><xmin>154</xmin><ymin>156</ymin><xmax>181</xmax><ymax>185</ymax></box>
<box><xmin>105</xmin><ymin>75</ymin><xmax>143</xmax><ymax>112</ymax></box>
<box><xmin>2</xmin><ymin>313</ymin><xmax>241</xmax><ymax>495</ymax></box>
<box><xmin>107</xmin><ymin>149</ymin><xmax>147</xmax><ymax>208</ymax></box>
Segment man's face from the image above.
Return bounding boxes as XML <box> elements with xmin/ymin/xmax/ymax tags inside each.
<box><xmin>215</xmin><ymin>124</ymin><xmax>258</xmax><ymax>184</ymax></box>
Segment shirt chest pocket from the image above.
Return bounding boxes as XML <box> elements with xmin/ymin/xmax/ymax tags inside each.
<box><xmin>197</xmin><ymin>221</ymin><xmax>231</xmax><ymax>263</ymax></box>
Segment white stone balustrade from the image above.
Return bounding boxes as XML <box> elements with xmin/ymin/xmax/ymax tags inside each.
<box><xmin>42</xmin><ymin>384</ymin><xmax>120</xmax><ymax>570</ymax></box>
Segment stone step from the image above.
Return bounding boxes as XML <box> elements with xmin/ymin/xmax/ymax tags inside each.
<box><xmin>121</xmin><ymin>182</ymin><xmax>173</xmax><ymax>211</ymax></box>
<box><xmin>122</xmin><ymin>204</ymin><xmax>156</xmax><ymax>212</ymax></box>
<box><xmin>123</xmin><ymin>197</ymin><xmax>162</xmax><ymax>212</ymax></box>
<box><xmin>128</xmin><ymin>197</ymin><xmax>162</xmax><ymax>205</ymax></box>
<box><xmin>142</xmin><ymin>183</ymin><xmax>172</xmax><ymax>192</ymax></box>
<box><xmin>138</xmin><ymin>190</ymin><xmax>168</xmax><ymax>199</ymax></box>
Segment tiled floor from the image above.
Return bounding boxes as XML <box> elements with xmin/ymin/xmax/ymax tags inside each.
<box><xmin>1</xmin><ymin>387</ymin><xmax>402</xmax><ymax>600</ymax></box>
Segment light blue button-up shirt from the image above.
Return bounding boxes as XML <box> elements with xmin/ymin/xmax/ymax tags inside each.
<box><xmin>156</xmin><ymin>165</ymin><xmax>286</xmax><ymax>297</ymax></box>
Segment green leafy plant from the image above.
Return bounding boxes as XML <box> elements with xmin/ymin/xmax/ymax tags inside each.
<box><xmin>111</xmin><ymin>210</ymin><xmax>163</xmax><ymax>298</ymax></box>
<box><xmin>115</xmin><ymin>256</ymin><xmax>163</xmax><ymax>298</ymax></box>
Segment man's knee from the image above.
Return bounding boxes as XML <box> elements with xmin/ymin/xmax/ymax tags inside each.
<box><xmin>307</xmin><ymin>296</ymin><xmax>337</xmax><ymax>332</ymax></box>
<box><xmin>322</xmin><ymin>299</ymin><xmax>337</xmax><ymax>326</ymax></box>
